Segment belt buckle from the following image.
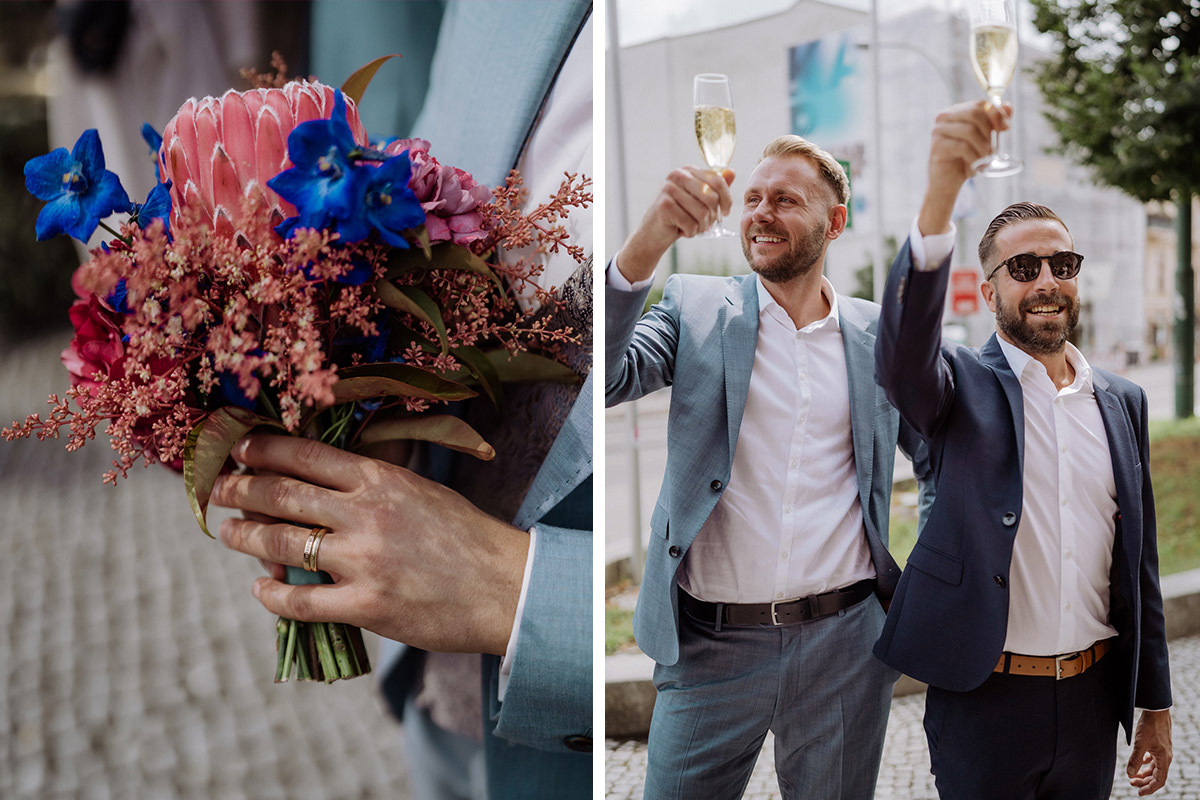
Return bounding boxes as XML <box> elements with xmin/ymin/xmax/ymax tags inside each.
<box><xmin>770</xmin><ymin>600</ymin><xmax>784</xmax><ymax>626</ymax></box>
<box><xmin>1055</xmin><ymin>652</ymin><xmax>1078</xmax><ymax>680</ymax></box>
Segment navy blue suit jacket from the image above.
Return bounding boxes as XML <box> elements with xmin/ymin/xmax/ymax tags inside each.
<box><xmin>872</xmin><ymin>240</ymin><xmax>1171</xmax><ymax>741</ymax></box>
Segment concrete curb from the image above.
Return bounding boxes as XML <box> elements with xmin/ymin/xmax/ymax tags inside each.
<box><xmin>605</xmin><ymin>568</ymin><xmax>1200</xmax><ymax>739</ymax></box>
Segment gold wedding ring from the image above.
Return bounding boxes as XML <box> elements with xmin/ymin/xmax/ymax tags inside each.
<box><xmin>302</xmin><ymin>527</ymin><xmax>330</xmax><ymax>573</ymax></box>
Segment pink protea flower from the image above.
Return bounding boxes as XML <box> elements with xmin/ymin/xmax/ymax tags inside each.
<box><xmin>383</xmin><ymin>138</ymin><xmax>492</xmax><ymax>246</ymax></box>
<box><xmin>159</xmin><ymin>80</ymin><xmax>370</xmax><ymax>236</ymax></box>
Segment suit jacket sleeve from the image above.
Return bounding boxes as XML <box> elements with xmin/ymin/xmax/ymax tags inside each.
<box><xmin>1133</xmin><ymin>387</ymin><xmax>1173</xmax><ymax>710</ymax></box>
<box><xmin>875</xmin><ymin>240</ymin><xmax>957</xmax><ymax>438</ymax></box>
<box><xmin>605</xmin><ymin>269</ymin><xmax>683</xmax><ymax>406</ymax></box>
<box><xmin>485</xmin><ymin>520</ymin><xmax>591</xmax><ymax>752</ymax></box>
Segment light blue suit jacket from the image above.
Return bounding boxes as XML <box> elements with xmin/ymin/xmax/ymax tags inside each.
<box><xmin>606</xmin><ymin>272</ymin><xmax>926</xmax><ymax>666</ymax></box>
<box><xmin>374</xmin><ymin>1</ymin><xmax>594</xmax><ymax>795</ymax></box>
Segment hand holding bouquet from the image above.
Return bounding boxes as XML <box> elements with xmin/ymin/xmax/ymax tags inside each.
<box><xmin>5</xmin><ymin>58</ymin><xmax>590</xmax><ymax>682</ymax></box>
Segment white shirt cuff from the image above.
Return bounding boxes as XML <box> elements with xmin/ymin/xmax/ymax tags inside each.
<box><xmin>910</xmin><ymin>217</ymin><xmax>956</xmax><ymax>272</ymax></box>
<box><xmin>497</xmin><ymin>526</ymin><xmax>537</xmax><ymax>701</ymax></box>
<box><xmin>607</xmin><ymin>253</ymin><xmax>656</xmax><ymax>292</ymax></box>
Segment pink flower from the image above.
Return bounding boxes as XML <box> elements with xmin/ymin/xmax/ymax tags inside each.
<box><xmin>61</xmin><ymin>294</ymin><xmax>127</xmax><ymax>394</ymax></box>
<box><xmin>159</xmin><ymin>81</ymin><xmax>370</xmax><ymax>235</ymax></box>
<box><xmin>384</xmin><ymin>138</ymin><xmax>492</xmax><ymax>246</ymax></box>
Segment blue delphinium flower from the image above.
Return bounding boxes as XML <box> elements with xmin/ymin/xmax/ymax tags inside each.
<box><xmin>361</xmin><ymin>150</ymin><xmax>424</xmax><ymax>249</ymax></box>
<box><xmin>268</xmin><ymin>90</ymin><xmax>368</xmax><ymax>239</ymax></box>
<box><xmin>24</xmin><ymin>129</ymin><xmax>131</xmax><ymax>242</ymax></box>
<box><xmin>141</xmin><ymin>123</ymin><xmax>163</xmax><ymax>182</ymax></box>
<box><xmin>129</xmin><ymin>179</ymin><xmax>173</xmax><ymax>238</ymax></box>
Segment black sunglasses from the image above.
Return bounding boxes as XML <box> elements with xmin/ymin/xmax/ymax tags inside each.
<box><xmin>986</xmin><ymin>251</ymin><xmax>1084</xmax><ymax>282</ymax></box>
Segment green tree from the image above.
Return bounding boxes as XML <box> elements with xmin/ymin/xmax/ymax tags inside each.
<box><xmin>1029</xmin><ymin>0</ymin><xmax>1199</xmax><ymax>417</ymax></box>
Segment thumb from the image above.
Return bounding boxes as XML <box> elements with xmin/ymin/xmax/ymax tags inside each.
<box><xmin>1127</xmin><ymin>746</ymin><xmax>1147</xmax><ymax>777</ymax></box>
<box><xmin>721</xmin><ymin>168</ymin><xmax>735</xmax><ymax>186</ymax></box>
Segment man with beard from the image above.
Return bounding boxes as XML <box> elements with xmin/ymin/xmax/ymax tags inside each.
<box><xmin>873</xmin><ymin>101</ymin><xmax>1173</xmax><ymax>798</ymax></box>
<box><xmin>606</xmin><ymin>135</ymin><xmax>928</xmax><ymax>798</ymax></box>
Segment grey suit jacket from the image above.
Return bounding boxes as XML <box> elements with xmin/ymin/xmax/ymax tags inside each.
<box><xmin>606</xmin><ymin>271</ymin><xmax>926</xmax><ymax>666</ymax></box>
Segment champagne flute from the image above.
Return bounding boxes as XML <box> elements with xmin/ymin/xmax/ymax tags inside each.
<box><xmin>969</xmin><ymin>0</ymin><xmax>1023</xmax><ymax>176</ymax></box>
<box><xmin>693</xmin><ymin>73</ymin><xmax>736</xmax><ymax>237</ymax></box>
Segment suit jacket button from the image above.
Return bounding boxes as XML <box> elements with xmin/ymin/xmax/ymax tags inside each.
<box><xmin>669</xmin><ymin>545</ymin><xmax>682</xmax><ymax>558</ymax></box>
<box><xmin>994</xmin><ymin>575</ymin><xmax>1006</xmax><ymax>588</ymax></box>
<box><xmin>563</xmin><ymin>734</ymin><xmax>592</xmax><ymax>753</ymax></box>
<box><xmin>710</xmin><ymin>479</ymin><xmax>723</xmax><ymax>491</ymax></box>
<box><xmin>1002</xmin><ymin>512</ymin><xmax>1017</xmax><ymax>527</ymax></box>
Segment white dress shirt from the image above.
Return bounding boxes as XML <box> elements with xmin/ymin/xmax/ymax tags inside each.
<box><xmin>678</xmin><ymin>276</ymin><xmax>873</xmax><ymax>603</ymax></box>
<box><xmin>997</xmin><ymin>339</ymin><xmax>1119</xmax><ymax>655</ymax></box>
<box><xmin>911</xmin><ymin>218</ymin><xmax>1119</xmax><ymax>656</ymax></box>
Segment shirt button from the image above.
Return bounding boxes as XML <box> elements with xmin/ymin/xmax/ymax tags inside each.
<box><xmin>1002</xmin><ymin>512</ymin><xmax>1017</xmax><ymax>527</ymax></box>
<box><xmin>784</xmin><ymin>505</ymin><xmax>792</xmax><ymax>513</ymax></box>
<box><xmin>776</xmin><ymin>592</ymin><xmax>784</xmax><ymax>599</ymax></box>
<box><xmin>1061</xmin><ymin>497</ymin><xmax>1069</xmax><ymax>507</ymax></box>
<box><xmin>790</xmin><ymin>460</ymin><xmax>798</xmax><ymax>468</ymax></box>
<box><xmin>1065</xmin><ymin>602</ymin><xmax>1073</xmax><ymax>612</ymax></box>
<box><xmin>1061</xmin><ymin>444</ymin><xmax>1068</xmax><ymax>454</ymax></box>
<box><xmin>781</xmin><ymin>551</ymin><xmax>788</xmax><ymax>559</ymax></box>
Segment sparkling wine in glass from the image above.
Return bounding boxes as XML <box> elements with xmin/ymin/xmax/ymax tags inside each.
<box><xmin>969</xmin><ymin>1</ymin><xmax>1023</xmax><ymax>177</ymax></box>
<box><xmin>693</xmin><ymin>73</ymin><xmax>736</xmax><ymax>237</ymax></box>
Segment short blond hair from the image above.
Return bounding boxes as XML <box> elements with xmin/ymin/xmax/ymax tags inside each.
<box><xmin>760</xmin><ymin>135</ymin><xmax>850</xmax><ymax>206</ymax></box>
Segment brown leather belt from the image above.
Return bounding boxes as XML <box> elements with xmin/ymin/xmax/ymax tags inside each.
<box><xmin>994</xmin><ymin>639</ymin><xmax>1111</xmax><ymax>680</ymax></box>
<box><xmin>680</xmin><ymin>580</ymin><xmax>874</xmax><ymax>627</ymax></box>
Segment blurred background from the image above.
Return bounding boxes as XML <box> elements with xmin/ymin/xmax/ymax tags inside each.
<box><xmin>0</xmin><ymin>1</ymin><xmax>459</xmax><ymax>797</ymax></box>
<box><xmin>603</xmin><ymin>0</ymin><xmax>1200</xmax><ymax>796</ymax></box>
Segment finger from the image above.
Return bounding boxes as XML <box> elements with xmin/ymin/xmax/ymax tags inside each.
<box><xmin>688</xmin><ymin>166</ymin><xmax>734</xmax><ymax>216</ymax></box>
<box><xmin>257</xmin><ymin>558</ymin><xmax>287</xmax><ymax>581</ymax></box>
<box><xmin>211</xmin><ymin>470</ymin><xmax>340</xmax><ymax>525</ymax></box>
<box><xmin>660</xmin><ymin>182</ymin><xmax>716</xmax><ymax>237</ymax></box>
<box><xmin>251</xmin><ymin>577</ymin><xmax>354</xmax><ymax>626</ymax></box>
<box><xmin>232</xmin><ymin>434</ymin><xmax>373</xmax><ymax>492</ymax></box>
<box><xmin>220</xmin><ymin>516</ymin><xmax>345</xmax><ymax>574</ymax></box>
<box><xmin>1127</xmin><ymin>747</ymin><xmax>1148</xmax><ymax>777</ymax></box>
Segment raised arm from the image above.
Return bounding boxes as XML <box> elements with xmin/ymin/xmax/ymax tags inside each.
<box><xmin>875</xmin><ymin>101</ymin><xmax>1009</xmax><ymax>437</ymax></box>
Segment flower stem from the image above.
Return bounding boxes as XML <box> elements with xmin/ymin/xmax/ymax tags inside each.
<box><xmin>280</xmin><ymin>617</ymin><xmax>298</xmax><ymax>682</ymax></box>
<box><xmin>98</xmin><ymin>220</ymin><xmax>132</xmax><ymax>247</ymax></box>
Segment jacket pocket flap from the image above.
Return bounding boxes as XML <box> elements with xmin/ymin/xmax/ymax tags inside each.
<box><xmin>906</xmin><ymin>542</ymin><xmax>963</xmax><ymax>586</ymax></box>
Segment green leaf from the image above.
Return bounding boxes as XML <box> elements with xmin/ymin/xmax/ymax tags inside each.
<box><xmin>359</xmin><ymin>414</ymin><xmax>495</xmax><ymax>461</ymax></box>
<box><xmin>376</xmin><ymin>281</ymin><xmax>449</xmax><ymax>354</ymax></box>
<box><xmin>340</xmin><ymin>54</ymin><xmax>401</xmax><ymax>106</ymax></box>
<box><xmin>453</xmin><ymin>345</ymin><xmax>504</xmax><ymax>407</ymax></box>
<box><xmin>485</xmin><ymin>350</ymin><xmax>581</xmax><ymax>385</ymax></box>
<box><xmin>331</xmin><ymin>363</ymin><xmax>477</xmax><ymax>404</ymax></box>
<box><xmin>386</xmin><ymin>243</ymin><xmax>505</xmax><ymax>294</ymax></box>
<box><xmin>183</xmin><ymin>407</ymin><xmax>285</xmax><ymax>538</ymax></box>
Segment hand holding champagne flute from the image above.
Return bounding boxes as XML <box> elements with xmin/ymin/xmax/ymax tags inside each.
<box><xmin>693</xmin><ymin>73</ymin><xmax>736</xmax><ymax>237</ymax></box>
<box><xmin>969</xmin><ymin>0</ymin><xmax>1023</xmax><ymax>176</ymax></box>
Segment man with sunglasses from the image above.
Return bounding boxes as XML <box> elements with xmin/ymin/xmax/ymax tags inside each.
<box><xmin>873</xmin><ymin>101</ymin><xmax>1172</xmax><ymax>799</ymax></box>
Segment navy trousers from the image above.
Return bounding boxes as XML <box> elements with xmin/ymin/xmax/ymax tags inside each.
<box><xmin>923</xmin><ymin>650</ymin><xmax>1121</xmax><ymax>800</ymax></box>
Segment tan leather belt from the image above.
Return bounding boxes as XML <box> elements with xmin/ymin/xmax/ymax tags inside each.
<box><xmin>994</xmin><ymin>639</ymin><xmax>1111</xmax><ymax>680</ymax></box>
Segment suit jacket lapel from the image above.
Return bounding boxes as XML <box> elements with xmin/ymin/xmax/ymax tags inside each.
<box><xmin>838</xmin><ymin>297</ymin><xmax>877</xmax><ymax>499</ymax></box>
<box><xmin>980</xmin><ymin>334</ymin><xmax>1026</xmax><ymax>473</ymax></box>
<box><xmin>1092</xmin><ymin>375</ymin><xmax>1142</xmax><ymax>572</ymax></box>
<box><xmin>512</xmin><ymin>372</ymin><xmax>593</xmax><ymax>530</ymax></box>
<box><xmin>721</xmin><ymin>275</ymin><xmax>760</xmax><ymax>459</ymax></box>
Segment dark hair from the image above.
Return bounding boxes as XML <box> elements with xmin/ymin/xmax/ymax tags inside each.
<box><xmin>978</xmin><ymin>202</ymin><xmax>1072</xmax><ymax>274</ymax></box>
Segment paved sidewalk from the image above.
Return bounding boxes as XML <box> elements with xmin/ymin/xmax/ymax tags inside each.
<box><xmin>606</xmin><ymin>633</ymin><xmax>1200</xmax><ymax>799</ymax></box>
<box><xmin>1</xmin><ymin>333</ymin><xmax>412</xmax><ymax>799</ymax></box>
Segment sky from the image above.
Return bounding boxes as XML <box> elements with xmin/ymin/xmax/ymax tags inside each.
<box><xmin>613</xmin><ymin>0</ymin><xmax>964</xmax><ymax>47</ymax></box>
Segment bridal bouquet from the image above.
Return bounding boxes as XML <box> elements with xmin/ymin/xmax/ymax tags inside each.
<box><xmin>4</xmin><ymin>58</ymin><xmax>590</xmax><ymax>682</ymax></box>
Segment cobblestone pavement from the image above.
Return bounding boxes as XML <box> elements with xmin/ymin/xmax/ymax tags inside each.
<box><xmin>0</xmin><ymin>334</ymin><xmax>412</xmax><ymax>799</ymax></box>
<box><xmin>606</xmin><ymin>634</ymin><xmax>1200</xmax><ymax>799</ymax></box>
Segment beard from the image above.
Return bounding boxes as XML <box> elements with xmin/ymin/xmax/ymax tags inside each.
<box><xmin>741</xmin><ymin>218</ymin><xmax>828</xmax><ymax>284</ymax></box>
<box><xmin>994</xmin><ymin>289</ymin><xmax>1080</xmax><ymax>355</ymax></box>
